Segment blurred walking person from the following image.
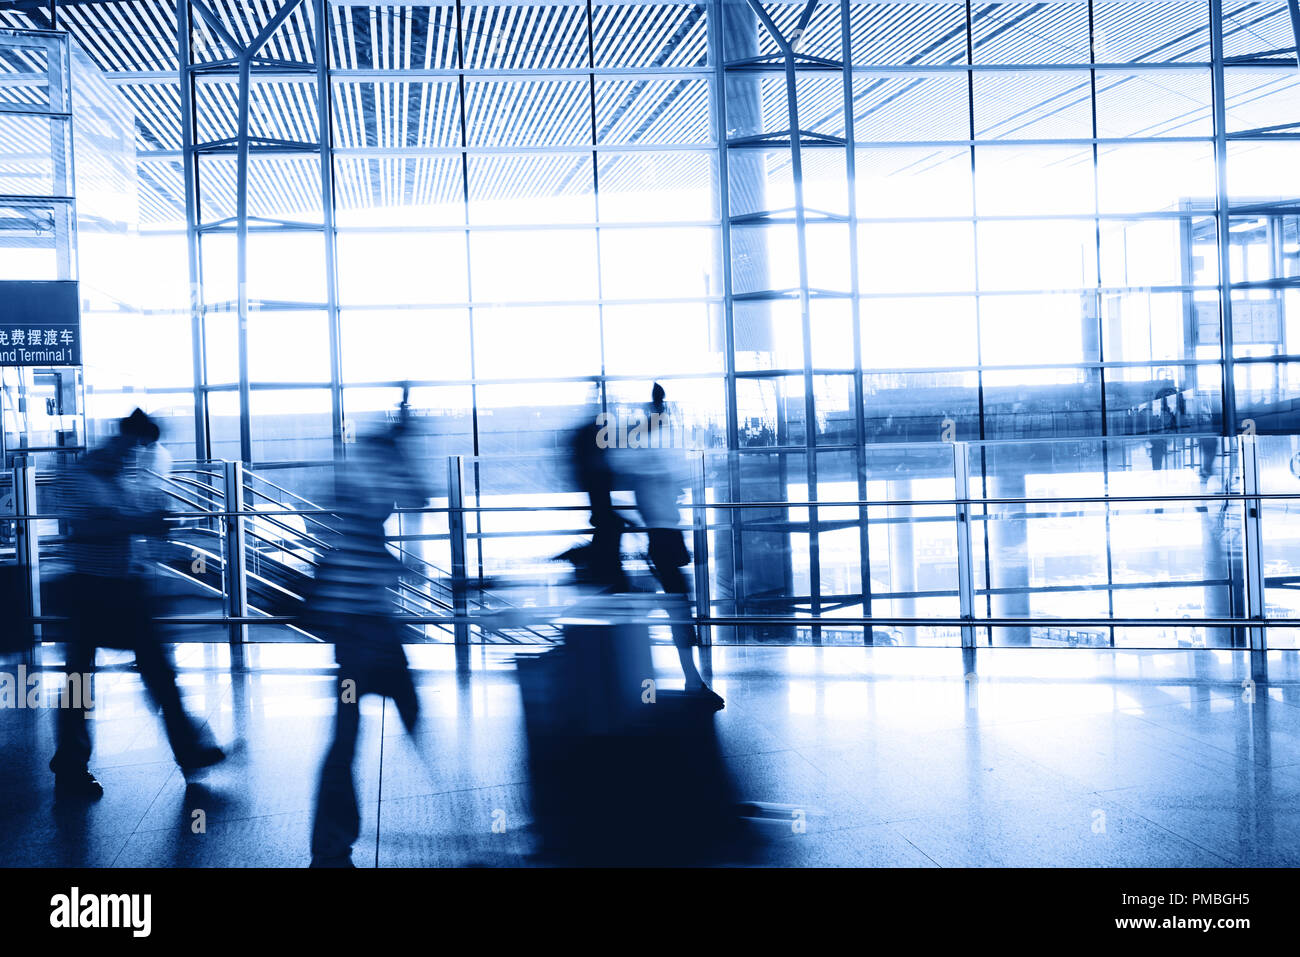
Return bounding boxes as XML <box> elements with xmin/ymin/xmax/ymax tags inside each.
<box><xmin>308</xmin><ymin>397</ymin><xmax>429</xmax><ymax>867</ymax></box>
<box><xmin>560</xmin><ymin>402</ymin><xmax>629</xmax><ymax>591</ymax></box>
<box><xmin>49</xmin><ymin>409</ymin><xmax>224</xmax><ymax>799</ymax></box>
<box><xmin>632</xmin><ymin>383</ymin><xmax>723</xmax><ymax>710</ymax></box>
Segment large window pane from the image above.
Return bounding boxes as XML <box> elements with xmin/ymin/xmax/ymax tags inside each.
<box><xmin>859</xmin><ymin>221</ymin><xmax>976</xmax><ymax>294</ymax></box>
<box><xmin>469</xmin><ymin>229</ymin><xmax>598</xmax><ymax>302</ymax></box>
<box><xmin>862</xmin><ymin>296</ymin><xmax>979</xmax><ymax>369</ymax></box>
<box><xmin>341</xmin><ymin>309</ymin><xmax>472</xmax><ymax>383</ymax></box>
<box><xmin>473</xmin><ymin>305</ymin><xmax>602</xmax><ymax>379</ymax></box>
<box><xmin>977</xmin><ymin>219</ymin><xmax>1098</xmax><ymax>291</ymax></box>
<box><xmin>597</xmin><ymin>150</ymin><xmax>718</xmax><ymax>222</ymax></box>
<box><xmin>336</xmin><ymin>231</ymin><xmax>469</xmax><ymax>306</ymax></box>
<box><xmin>856</xmin><ymin>147</ymin><xmax>973</xmax><ymax>218</ymax></box>
<box><xmin>248</xmin><ymin>311</ymin><xmax>332</xmax><ymax>384</ymax></box>
<box><xmin>600</xmin><ymin>226</ymin><xmax>720</xmax><ymax>299</ymax></box>
<box><xmin>974</xmin><ymin>145</ymin><xmax>1095</xmax><ymax>216</ymax></box>
<box><xmin>603</xmin><ymin>301</ymin><xmax>724</xmax><ymax>376</ymax></box>
<box><xmin>1095</xmin><ymin>142</ymin><xmax>1216</xmax><ymax>213</ymax></box>
<box><xmin>980</xmin><ymin>293</ymin><xmax>1096</xmax><ymax>365</ymax></box>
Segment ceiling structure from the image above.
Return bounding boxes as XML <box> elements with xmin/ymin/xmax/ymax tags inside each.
<box><xmin>0</xmin><ymin>0</ymin><xmax>1297</xmax><ymax>227</ymax></box>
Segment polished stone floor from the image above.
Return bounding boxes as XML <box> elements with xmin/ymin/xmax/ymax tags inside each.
<box><xmin>2</xmin><ymin>643</ymin><xmax>1299</xmax><ymax>867</ymax></box>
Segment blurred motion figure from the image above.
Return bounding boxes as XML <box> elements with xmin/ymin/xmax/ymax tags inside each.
<box><xmin>560</xmin><ymin>402</ymin><xmax>629</xmax><ymax>591</ymax></box>
<box><xmin>632</xmin><ymin>383</ymin><xmax>723</xmax><ymax>709</ymax></box>
<box><xmin>308</xmin><ymin>395</ymin><xmax>430</xmax><ymax>867</ymax></box>
<box><xmin>518</xmin><ymin>390</ymin><xmax>746</xmax><ymax>864</ymax></box>
<box><xmin>49</xmin><ymin>409</ymin><xmax>224</xmax><ymax>799</ymax></box>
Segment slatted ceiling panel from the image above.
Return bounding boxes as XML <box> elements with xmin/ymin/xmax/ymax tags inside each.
<box><xmin>1093</xmin><ymin>2</ymin><xmax>1211</xmax><ymax>63</ymax></box>
<box><xmin>850</xmin><ymin>3</ymin><xmax>969</xmax><ymax>65</ymax></box>
<box><xmin>595</xmin><ymin>76</ymin><xmax>709</xmax><ymax>143</ymax></box>
<box><xmin>4</xmin><ymin>0</ymin><xmax>1293</xmax><ymax>228</ymax></box>
<box><xmin>1222</xmin><ymin>0</ymin><xmax>1298</xmax><ymax>58</ymax></box>
<box><xmin>592</xmin><ymin>3</ymin><xmax>707</xmax><ymax>68</ymax></box>
<box><xmin>59</xmin><ymin>1</ymin><xmax>178</xmax><ymax>72</ymax></box>
<box><xmin>462</xmin><ymin>75</ymin><xmax>591</xmax><ymax>145</ymax></box>
<box><xmin>854</xmin><ymin>74</ymin><xmax>966</xmax><ymax>138</ymax></box>
<box><xmin>117</xmin><ymin>81</ymin><xmax>182</xmax><ymax>149</ymax></box>
<box><xmin>970</xmin><ymin>3</ymin><xmax>1093</xmax><ymax>64</ymax></box>
<box><xmin>470</xmin><ymin>150</ymin><xmax>590</xmax><ymax>201</ymax></box>
<box><xmin>460</xmin><ymin>5</ymin><xmax>590</xmax><ymax>69</ymax></box>
<box><xmin>193</xmin><ymin>153</ymin><xmax>322</xmax><ymax>218</ymax></box>
<box><xmin>113</xmin><ymin>0</ymin><xmax>179</xmax><ymax>68</ymax></box>
<box><xmin>335</xmin><ymin>78</ymin><xmax>462</xmax><ymax>147</ymax></box>
<box><xmin>753</xmin><ymin>0</ymin><xmax>845</xmax><ymax>58</ymax></box>
<box><xmin>136</xmin><ymin>158</ymin><xmax>185</xmax><ymax>219</ymax></box>
<box><xmin>1225</xmin><ymin>70</ymin><xmax>1300</xmax><ymax>129</ymax></box>
<box><xmin>653</xmin><ymin>82</ymin><xmax>713</xmax><ymax>143</ymax></box>
<box><xmin>192</xmin><ymin>76</ymin><xmax>319</xmax><ymax>142</ymax></box>
<box><xmin>1095</xmin><ymin>70</ymin><xmax>1214</xmax><ymax>137</ymax></box>
<box><xmin>328</xmin><ymin>2</ymin><xmax>378</xmax><ymax>70</ymax></box>
<box><xmin>976</xmin><ymin>70</ymin><xmax>1093</xmax><ymax>137</ymax></box>
<box><xmin>333</xmin><ymin>154</ymin><xmax>465</xmax><ymax>210</ymax></box>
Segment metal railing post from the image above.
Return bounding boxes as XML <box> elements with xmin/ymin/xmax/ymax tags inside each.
<box><xmin>447</xmin><ymin>456</ymin><xmax>469</xmax><ymax>645</ymax></box>
<box><xmin>13</xmin><ymin>457</ymin><xmax>41</xmax><ymax>647</ymax></box>
<box><xmin>222</xmin><ymin>460</ymin><xmax>248</xmax><ymax>645</ymax></box>
<box><xmin>953</xmin><ymin>442</ymin><xmax>977</xmax><ymax>648</ymax></box>
<box><xmin>691</xmin><ymin>451</ymin><xmax>712</xmax><ymax>647</ymax></box>
<box><xmin>1241</xmin><ymin>434</ymin><xmax>1266</xmax><ymax>658</ymax></box>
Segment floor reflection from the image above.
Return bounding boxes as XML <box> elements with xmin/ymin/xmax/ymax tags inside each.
<box><xmin>2</xmin><ymin>644</ymin><xmax>1298</xmax><ymax>867</ymax></box>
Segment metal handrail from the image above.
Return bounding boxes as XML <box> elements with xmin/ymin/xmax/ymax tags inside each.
<box><xmin>15</xmin><ymin>445</ymin><xmax>1299</xmax><ymax>648</ymax></box>
<box><xmin>242</xmin><ymin>481</ymin><xmax>341</xmax><ymax>537</ymax></box>
<box><xmin>10</xmin><ymin>488</ymin><xmax>1300</xmax><ymax>525</ymax></box>
<box><xmin>27</xmin><ymin>613</ymin><xmax>1292</xmax><ymax>629</ymax></box>
<box><xmin>244</xmin><ymin>469</ymin><xmax>339</xmax><ymax>516</ymax></box>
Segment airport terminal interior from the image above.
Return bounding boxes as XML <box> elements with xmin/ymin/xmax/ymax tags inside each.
<box><xmin>2</xmin><ymin>0</ymin><xmax>1300</xmax><ymax>867</ymax></box>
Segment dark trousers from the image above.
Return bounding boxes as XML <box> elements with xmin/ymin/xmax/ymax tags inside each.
<box><xmin>311</xmin><ymin>641</ymin><xmax>419</xmax><ymax>863</ymax></box>
<box><xmin>51</xmin><ymin>575</ymin><xmax>205</xmax><ymax>773</ymax></box>
<box><xmin>647</xmin><ymin>528</ymin><xmax>697</xmax><ymax>649</ymax></box>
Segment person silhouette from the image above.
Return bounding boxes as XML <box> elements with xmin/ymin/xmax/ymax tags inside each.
<box><xmin>49</xmin><ymin>409</ymin><xmax>225</xmax><ymax>799</ymax></box>
<box><xmin>559</xmin><ymin>407</ymin><xmax>629</xmax><ymax>591</ymax></box>
<box><xmin>631</xmin><ymin>384</ymin><xmax>723</xmax><ymax>710</ymax></box>
<box><xmin>308</xmin><ymin>399</ymin><xmax>429</xmax><ymax>867</ymax></box>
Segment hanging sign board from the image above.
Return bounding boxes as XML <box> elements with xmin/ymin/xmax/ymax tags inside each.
<box><xmin>0</xmin><ymin>280</ymin><xmax>81</xmax><ymax>366</ymax></box>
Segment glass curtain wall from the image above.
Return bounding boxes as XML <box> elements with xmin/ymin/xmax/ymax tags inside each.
<box><xmin>2</xmin><ymin>0</ymin><xmax>1299</xmax><ymax>647</ymax></box>
<box><xmin>326</xmin><ymin>0</ymin><xmax>725</xmax><ymax>463</ymax></box>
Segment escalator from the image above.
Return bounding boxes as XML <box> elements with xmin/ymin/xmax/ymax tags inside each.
<box><xmin>150</xmin><ymin>462</ymin><xmax>559</xmax><ymax>645</ymax></box>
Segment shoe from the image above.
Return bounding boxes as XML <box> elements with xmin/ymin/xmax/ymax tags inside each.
<box><xmin>178</xmin><ymin>743</ymin><xmax>226</xmax><ymax>776</ymax></box>
<box><xmin>53</xmin><ymin>769</ymin><xmax>104</xmax><ymax>800</ymax></box>
<box><xmin>688</xmin><ymin>685</ymin><xmax>725</xmax><ymax>711</ymax></box>
<box><xmin>309</xmin><ymin>854</ymin><xmax>356</xmax><ymax>868</ymax></box>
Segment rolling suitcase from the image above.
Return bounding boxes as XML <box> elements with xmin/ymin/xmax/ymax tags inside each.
<box><xmin>518</xmin><ymin>614</ymin><xmax>751</xmax><ymax>865</ymax></box>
